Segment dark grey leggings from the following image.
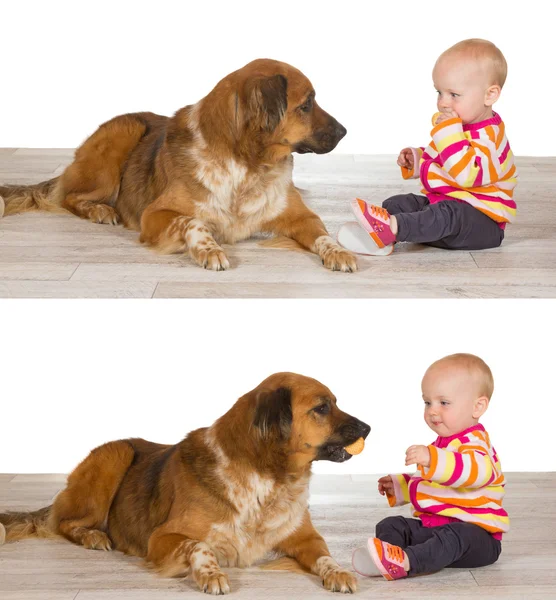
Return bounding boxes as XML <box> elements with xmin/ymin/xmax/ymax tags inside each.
<box><xmin>376</xmin><ymin>516</ymin><xmax>501</xmax><ymax>576</ymax></box>
<box><xmin>383</xmin><ymin>194</ymin><xmax>505</xmax><ymax>250</ymax></box>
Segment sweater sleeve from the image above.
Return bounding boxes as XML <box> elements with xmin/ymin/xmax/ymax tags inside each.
<box><xmin>386</xmin><ymin>473</ymin><xmax>412</xmax><ymax>506</ymax></box>
<box><xmin>430</xmin><ymin>117</ymin><xmax>507</xmax><ymax>188</ymax></box>
<box><xmin>418</xmin><ymin>442</ymin><xmax>500</xmax><ymax>489</ymax></box>
<box><xmin>400</xmin><ymin>147</ymin><xmax>423</xmax><ymax>180</ymax></box>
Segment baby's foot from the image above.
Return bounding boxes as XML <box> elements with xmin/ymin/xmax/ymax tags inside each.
<box><xmin>337</xmin><ymin>199</ymin><xmax>396</xmax><ymax>256</ymax></box>
<box><xmin>352</xmin><ymin>538</ymin><xmax>408</xmax><ymax>580</ymax></box>
<box><xmin>351</xmin><ymin>199</ymin><xmax>396</xmax><ymax>249</ymax></box>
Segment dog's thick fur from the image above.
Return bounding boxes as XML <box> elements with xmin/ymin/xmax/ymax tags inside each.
<box><xmin>0</xmin><ymin>373</ymin><xmax>370</xmax><ymax>595</ymax></box>
<box><xmin>0</xmin><ymin>59</ymin><xmax>356</xmax><ymax>272</ymax></box>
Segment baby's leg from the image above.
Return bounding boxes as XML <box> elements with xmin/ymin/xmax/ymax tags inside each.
<box><xmin>404</xmin><ymin>522</ymin><xmax>501</xmax><ymax>576</ymax></box>
<box><xmin>395</xmin><ymin>201</ymin><xmax>504</xmax><ymax>249</ymax></box>
<box><xmin>375</xmin><ymin>516</ymin><xmax>427</xmax><ymax>548</ymax></box>
<box><xmin>382</xmin><ymin>193</ymin><xmax>429</xmax><ymax>216</ymax></box>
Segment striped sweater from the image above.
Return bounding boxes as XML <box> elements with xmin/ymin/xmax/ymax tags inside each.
<box><xmin>401</xmin><ymin>112</ymin><xmax>518</xmax><ymax>229</ymax></box>
<box><xmin>387</xmin><ymin>424</ymin><xmax>509</xmax><ymax>540</ymax></box>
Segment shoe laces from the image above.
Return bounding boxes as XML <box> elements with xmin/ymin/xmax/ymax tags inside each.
<box><xmin>386</xmin><ymin>543</ymin><xmax>404</xmax><ymax>564</ymax></box>
<box><xmin>370</xmin><ymin>205</ymin><xmax>390</xmax><ymax>222</ymax></box>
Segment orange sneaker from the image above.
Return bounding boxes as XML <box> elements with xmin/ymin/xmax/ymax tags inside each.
<box><xmin>367</xmin><ymin>537</ymin><xmax>408</xmax><ymax>581</ymax></box>
<box><xmin>351</xmin><ymin>198</ymin><xmax>396</xmax><ymax>249</ymax></box>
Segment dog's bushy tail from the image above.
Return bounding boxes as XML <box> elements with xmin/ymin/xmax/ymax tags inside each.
<box><xmin>260</xmin><ymin>556</ymin><xmax>311</xmax><ymax>574</ymax></box>
<box><xmin>0</xmin><ymin>178</ymin><xmax>66</xmax><ymax>218</ymax></box>
<box><xmin>0</xmin><ymin>505</ymin><xmax>57</xmax><ymax>544</ymax></box>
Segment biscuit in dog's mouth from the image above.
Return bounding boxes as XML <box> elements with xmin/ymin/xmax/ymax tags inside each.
<box><xmin>344</xmin><ymin>437</ymin><xmax>365</xmax><ymax>455</ymax></box>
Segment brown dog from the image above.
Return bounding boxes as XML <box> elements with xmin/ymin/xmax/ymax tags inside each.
<box><xmin>0</xmin><ymin>373</ymin><xmax>370</xmax><ymax>594</ymax></box>
<box><xmin>0</xmin><ymin>59</ymin><xmax>357</xmax><ymax>272</ymax></box>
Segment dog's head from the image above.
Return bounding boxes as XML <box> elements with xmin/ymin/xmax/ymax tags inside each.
<box><xmin>201</xmin><ymin>59</ymin><xmax>347</xmax><ymax>161</ymax></box>
<box><xmin>248</xmin><ymin>372</ymin><xmax>370</xmax><ymax>465</ymax></box>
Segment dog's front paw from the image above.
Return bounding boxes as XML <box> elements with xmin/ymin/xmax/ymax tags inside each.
<box><xmin>323</xmin><ymin>568</ymin><xmax>357</xmax><ymax>593</ymax></box>
<box><xmin>316</xmin><ymin>236</ymin><xmax>357</xmax><ymax>272</ymax></box>
<box><xmin>194</xmin><ymin>569</ymin><xmax>231</xmax><ymax>595</ymax></box>
<box><xmin>191</xmin><ymin>245</ymin><xmax>230</xmax><ymax>271</ymax></box>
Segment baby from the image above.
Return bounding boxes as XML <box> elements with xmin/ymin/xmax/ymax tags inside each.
<box><xmin>352</xmin><ymin>353</ymin><xmax>509</xmax><ymax>580</ymax></box>
<box><xmin>338</xmin><ymin>39</ymin><xmax>518</xmax><ymax>256</ymax></box>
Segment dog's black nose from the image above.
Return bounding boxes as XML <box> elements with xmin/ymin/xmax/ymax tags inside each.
<box><xmin>358</xmin><ymin>421</ymin><xmax>371</xmax><ymax>439</ymax></box>
<box><xmin>335</xmin><ymin>124</ymin><xmax>347</xmax><ymax>140</ymax></box>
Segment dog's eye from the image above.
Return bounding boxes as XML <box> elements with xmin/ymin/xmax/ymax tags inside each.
<box><xmin>314</xmin><ymin>404</ymin><xmax>330</xmax><ymax>416</ymax></box>
<box><xmin>299</xmin><ymin>98</ymin><xmax>313</xmax><ymax>113</ymax></box>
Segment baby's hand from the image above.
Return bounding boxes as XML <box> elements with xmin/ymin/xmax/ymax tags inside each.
<box><xmin>397</xmin><ymin>148</ymin><xmax>414</xmax><ymax>169</ymax></box>
<box><xmin>378</xmin><ymin>475</ymin><xmax>394</xmax><ymax>496</ymax></box>
<box><xmin>405</xmin><ymin>445</ymin><xmax>431</xmax><ymax>468</ymax></box>
<box><xmin>433</xmin><ymin>110</ymin><xmax>459</xmax><ymax>126</ymax></box>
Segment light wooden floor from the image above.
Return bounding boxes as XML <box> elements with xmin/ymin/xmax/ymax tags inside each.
<box><xmin>0</xmin><ymin>150</ymin><xmax>555</xmax><ymax>298</ymax></box>
<box><xmin>1</xmin><ymin>472</ymin><xmax>555</xmax><ymax>599</ymax></box>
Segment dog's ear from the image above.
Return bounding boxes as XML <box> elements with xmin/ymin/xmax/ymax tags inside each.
<box><xmin>245</xmin><ymin>74</ymin><xmax>288</xmax><ymax>132</ymax></box>
<box><xmin>253</xmin><ymin>386</ymin><xmax>292</xmax><ymax>441</ymax></box>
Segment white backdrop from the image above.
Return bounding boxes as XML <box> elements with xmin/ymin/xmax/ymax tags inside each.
<box><xmin>0</xmin><ymin>300</ymin><xmax>553</xmax><ymax>474</ymax></box>
<box><xmin>0</xmin><ymin>0</ymin><xmax>553</xmax><ymax>155</ymax></box>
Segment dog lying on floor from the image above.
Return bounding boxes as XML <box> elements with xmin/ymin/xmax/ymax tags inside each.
<box><xmin>0</xmin><ymin>372</ymin><xmax>370</xmax><ymax>594</ymax></box>
<box><xmin>0</xmin><ymin>59</ymin><xmax>357</xmax><ymax>272</ymax></box>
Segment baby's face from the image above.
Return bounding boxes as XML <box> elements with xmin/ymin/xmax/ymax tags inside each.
<box><xmin>421</xmin><ymin>362</ymin><xmax>483</xmax><ymax>437</ymax></box>
<box><xmin>433</xmin><ymin>55</ymin><xmax>496</xmax><ymax>124</ymax></box>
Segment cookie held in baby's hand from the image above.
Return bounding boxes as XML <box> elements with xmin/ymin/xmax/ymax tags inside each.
<box><xmin>344</xmin><ymin>437</ymin><xmax>365</xmax><ymax>455</ymax></box>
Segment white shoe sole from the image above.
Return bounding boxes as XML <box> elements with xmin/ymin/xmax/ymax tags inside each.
<box><xmin>337</xmin><ymin>221</ymin><xmax>393</xmax><ymax>256</ymax></box>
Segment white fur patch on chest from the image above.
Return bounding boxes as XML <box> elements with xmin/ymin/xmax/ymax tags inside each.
<box><xmin>188</xmin><ymin>102</ymin><xmax>291</xmax><ymax>243</ymax></box>
<box><xmin>204</xmin><ymin>428</ymin><xmax>309</xmax><ymax>568</ymax></box>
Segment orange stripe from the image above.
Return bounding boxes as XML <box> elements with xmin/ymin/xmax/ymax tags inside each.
<box><xmin>427</xmin><ymin>172</ymin><xmax>501</xmax><ymax>194</ymax></box>
<box><xmin>415</xmin><ymin>493</ymin><xmax>502</xmax><ymax>507</ymax></box>
<box><xmin>473</xmin><ymin>431</ymin><xmax>486</xmax><ymax>443</ymax></box>
<box><xmin>496</xmin><ymin>122</ymin><xmax>506</xmax><ymax>147</ymax></box>
<box><xmin>448</xmin><ymin>149</ymin><xmax>474</xmax><ymax>179</ymax></box>
<box><xmin>470</xmin><ymin>521</ymin><xmax>503</xmax><ymax>534</ymax></box>
<box><xmin>501</xmin><ymin>164</ymin><xmax>516</xmax><ymax>180</ymax></box>
<box><xmin>459</xmin><ymin>445</ymin><xmax>488</xmax><ymax>454</ymax></box>
<box><xmin>470</xmin><ymin>141</ymin><xmax>498</xmax><ymax>183</ymax></box>
<box><xmin>423</xmin><ymin>445</ymin><xmax>438</xmax><ymax>479</ymax></box>
<box><xmin>461</xmin><ymin>453</ymin><xmax>479</xmax><ymax>487</ymax></box>
<box><xmin>486</xmin><ymin>126</ymin><xmax>496</xmax><ymax>144</ymax></box>
<box><xmin>431</xmin><ymin>117</ymin><xmax>460</xmax><ymax>137</ymax></box>
<box><xmin>475</xmin><ymin>207</ymin><xmax>510</xmax><ymax>223</ymax></box>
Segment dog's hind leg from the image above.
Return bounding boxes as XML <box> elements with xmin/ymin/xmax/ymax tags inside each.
<box><xmin>50</xmin><ymin>440</ymin><xmax>135</xmax><ymax>551</ymax></box>
<box><xmin>58</xmin><ymin>115</ymin><xmax>148</xmax><ymax>225</ymax></box>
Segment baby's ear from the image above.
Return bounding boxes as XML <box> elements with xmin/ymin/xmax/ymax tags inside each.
<box><xmin>485</xmin><ymin>85</ymin><xmax>501</xmax><ymax>107</ymax></box>
<box><xmin>473</xmin><ymin>396</ymin><xmax>489</xmax><ymax>419</ymax></box>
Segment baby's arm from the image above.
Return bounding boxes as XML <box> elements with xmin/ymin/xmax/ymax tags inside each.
<box><xmin>431</xmin><ymin>117</ymin><xmax>508</xmax><ymax>187</ymax></box>
<box><xmin>418</xmin><ymin>442</ymin><xmax>501</xmax><ymax>489</ymax></box>
<box><xmin>398</xmin><ymin>147</ymin><xmax>423</xmax><ymax>180</ymax></box>
<box><xmin>379</xmin><ymin>473</ymin><xmax>411</xmax><ymax>506</ymax></box>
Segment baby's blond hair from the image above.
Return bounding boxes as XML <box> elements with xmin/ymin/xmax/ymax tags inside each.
<box><xmin>438</xmin><ymin>38</ymin><xmax>508</xmax><ymax>88</ymax></box>
<box><xmin>430</xmin><ymin>353</ymin><xmax>494</xmax><ymax>399</ymax></box>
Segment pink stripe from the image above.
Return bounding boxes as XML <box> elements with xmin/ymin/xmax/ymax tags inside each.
<box><xmin>445</xmin><ymin>453</ymin><xmax>464</xmax><ymax>486</ymax></box>
<box><xmin>499</xmin><ymin>141</ymin><xmax>510</xmax><ymax>164</ymax></box>
<box><xmin>426</xmin><ymin>185</ymin><xmax>516</xmax><ymax>208</ymax></box>
<box><xmin>439</xmin><ymin>139</ymin><xmax>468</xmax><ymax>164</ymax></box>
<box><xmin>419</xmin><ymin>503</ymin><xmax>509</xmax><ymax>517</ymax></box>
<box><xmin>418</xmin><ymin>514</ymin><xmax>504</xmax><ymax>539</ymax></box>
<box><xmin>470</xmin><ymin>193</ymin><xmax>516</xmax><ymax>206</ymax></box>
<box><xmin>463</xmin><ymin>112</ymin><xmax>502</xmax><ymax>132</ymax></box>
<box><xmin>473</xmin><ymin>156</ymin><xmax>483</xmax><ymax>187</ymax></box>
